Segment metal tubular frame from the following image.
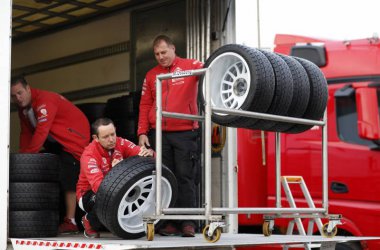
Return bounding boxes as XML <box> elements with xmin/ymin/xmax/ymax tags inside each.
<box><xmin>146</xmin><ymin>67</ymin><xmax>331</xmax><ymax>230</ymax></box>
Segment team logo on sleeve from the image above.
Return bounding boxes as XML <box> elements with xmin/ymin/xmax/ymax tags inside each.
<box><xmin>37</xmin><ymin>108</ymin><xmax>48</xmax><ymax>123</ymax></box>
<box><xmin>88</xmin><ymin>158</ymin><xmax>99</xmax><ymax>174</ymax></box>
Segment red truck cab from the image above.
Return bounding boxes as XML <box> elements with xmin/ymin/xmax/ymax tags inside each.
<box><xmin>237</xmin><ymin>34</ymin><xmax>380</xmax><ymax>250</ymax></box>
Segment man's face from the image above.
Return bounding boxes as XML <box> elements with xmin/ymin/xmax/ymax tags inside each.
<box><xmin>154</xmin><ymin>40</ymin><xmax>176</xmax><ymax>68</ymax></box>
<box><xmin>94</xmin><ymin>123</ymin><xmax>117</xmax><ymax>150</ymax></box>
<box><xmin>11</xmin><ymin>82</ymin><xmax>32</xmax><ymax>108</ymax></box>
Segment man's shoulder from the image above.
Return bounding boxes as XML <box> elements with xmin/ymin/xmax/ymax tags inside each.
<box><xmin>176</xmin><ymin>57</ymin><xmax>203</xmax><ymax>69</ymax></box>
<box><xmin>81</xmin><ymin>141</ymin><xmax>98</xmax><ymax>159</ymax></box>
<box><xmin>32</xmin><ymin>88</ymin><xmax>60</xmax><ymax>106</ymax></box>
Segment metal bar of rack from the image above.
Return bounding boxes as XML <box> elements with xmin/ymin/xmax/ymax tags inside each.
<box><xmin>145</xmin><ymin>67</ymin><xmax>335</xmax><ymax>241</ymax></box>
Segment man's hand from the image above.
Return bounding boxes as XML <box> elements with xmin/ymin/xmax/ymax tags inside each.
<box><xmin>138</xmin><ymin>145</ymin><xmax>154</xmax><ymax>157</ymax></box>
<box><xmin>112</xmin><ymin>158</ymin><xmax>121</xmax><ymax>167</ymax></box>
<box><xmin>138</xmin><ymin>134</ymin><xmax>150</xmax><ymax>147</ymax></box>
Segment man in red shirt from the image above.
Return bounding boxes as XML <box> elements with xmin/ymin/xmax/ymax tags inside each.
<box><xmin>138</xmin><ymin>35</ymin><xmax>203</xmax><ymax>237</ymax></box>
<box><xmin>77</xmin><ymin>118</ymin><xmax>153</xmax><ymax>238</ymax></box>
<box><xmin>11</xmin><ymin>76</ymin><xmax>90</xmax><ymax>234</ymax></box>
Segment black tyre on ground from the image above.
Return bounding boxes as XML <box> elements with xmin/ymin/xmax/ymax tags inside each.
<box><xmin>199</xmin><ymin>44</ymin><xmax>275</xmax><ymax>128</ymax></box>
<box><xmin>10</xmin><ymin>153</ymin><xmax>59</xmax><ymax>182</ymax></box>
<box><xmin>10</xmin><ymin>182</ymin><xmax>60</xmax><ymax>211</ymax></box>
<box><xmin>95</xmin><ymin>156</ymin><xmax>178</xmax><ymax>239</ymax></box>
<box><xmin>9</xmin><ymin>211</ymin><xmax>59</xmax><ymax>238</ymax></box>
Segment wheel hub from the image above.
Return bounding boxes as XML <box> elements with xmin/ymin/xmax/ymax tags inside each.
<box><xmin>125</xmin><ymin>186</ymin><xmax>141</xmax><ymax>203</ymax></box>
<box><xmin>233</xmin><ymin>78</ymin><xmax>247</xmax><ymax>97</ymax></box>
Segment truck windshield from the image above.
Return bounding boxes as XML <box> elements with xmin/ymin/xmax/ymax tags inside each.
<box><xmin>336</xmin><ymin>88</ymin><xmax>380</xmax><ymax>149</ymax></box>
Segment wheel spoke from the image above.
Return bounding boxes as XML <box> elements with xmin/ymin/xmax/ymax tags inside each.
<box><xmin>118</xmin><ymin>175</ymin><xmax>173</xmax><ymax>234</ymax></box>
<box><xmin>231</xmin><ymin>99</ymin><xmax>239</xmax><ymax>109</ymax></box>
<box><xmin>222</xmin><ymin>95</ymin><xmax>234</xmax><ymax>105</ymax></box>
<box><xmin>227</xmin><ymin>71</ymin><xmax>237</xmax><ymax>80</ymax></box>
<box><xmin>221</xmin><ymin>89</ymin><xmax>232</xmax><ymax>94</ymax></box>
<box><xmin>233</xmin><ymin>63</ymin><xmax>242</xmax><ymax>75</ymax></box>
<box><xmin>222</xmin><ymin>80</ymin><xmax>233</xmax><ymax>87</ymax></box>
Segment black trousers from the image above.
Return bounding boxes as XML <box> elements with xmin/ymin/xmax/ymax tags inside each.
<box><xmin>79</xmin><ymin>190</ymin><xmax>102</xmax><ymax>230</ymax></box>
<box><xmin>150</xmin><ymin>130</ymin><xmax>200</xmax><ymax>227</ymax></box>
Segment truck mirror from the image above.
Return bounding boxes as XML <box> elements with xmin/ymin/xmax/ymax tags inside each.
<box><xmin>290</xmin><ymin>44</ymin><xmax>326</xmax><ymax>67</ymax></box>
<box><xmin>355</xmin><ymin>85</ymin><xmax>380</xmax><ymax>140</ymax></box>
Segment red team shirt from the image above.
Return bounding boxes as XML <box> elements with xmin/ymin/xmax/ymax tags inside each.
<box><xmin>137</xmin><ymin>56</ymin><xmax>203</xmax><ymax>136</ymax></box>
<box><xmin>18</xmin><ymin>88</ymin><xmax>90</xmax><ymax>160</ymax></box>
<box><xmin>76</xmin><ymin>137</ymin><xmax>142</xmax><ymax>199</ymax></box>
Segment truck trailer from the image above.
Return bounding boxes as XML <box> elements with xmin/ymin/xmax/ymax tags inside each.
<box><xmin>237</xmin><ymin>34</ymin><xmax>380</xmax><ymax>250</ymax></box>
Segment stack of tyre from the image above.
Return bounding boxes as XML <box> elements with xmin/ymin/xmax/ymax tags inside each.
<box><xmin>199</xmin><ymin>44</ymin><xmax>328</xmax><ymax>132</ymax></box>
<box><xmin>9</xmin><ymin>153</ymin><xmax>60</xmax><ymax>238</ymax></box>
<box><xmin>104</xmin><ymin>92</ymin><xmax>141</xmax><ymax>144</ymax></box>
<box><xmin>76</xmin><ymin>102</ymin><xmax>107</xmax><ymax>128</ymax></box>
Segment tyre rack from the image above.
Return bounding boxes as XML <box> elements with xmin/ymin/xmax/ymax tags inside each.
<box><xmin>143</xmin><ymin>67</ymin><xmax>341</xmax><ymax>244</ymax></box>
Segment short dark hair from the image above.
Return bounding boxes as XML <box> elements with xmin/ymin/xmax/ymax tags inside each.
<box><xmin>153</xmin><ymin>35</ymin><xmax>174</xmax><ymax>48</ymax></box>
<box><xmin>11</xmin><ymin>75</ymin><xmax>28</xmax><ymax>87</ymax></box>
<box><xmin>91</xmin><ymin>117</ymin><xmax>114</xmax><ymax>136</ymax></box>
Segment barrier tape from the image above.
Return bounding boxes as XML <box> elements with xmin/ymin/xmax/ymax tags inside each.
<box><xmin>12</xmin><ymin>239</ymin><xmax>102</xmax><ymax>249</ymax></box>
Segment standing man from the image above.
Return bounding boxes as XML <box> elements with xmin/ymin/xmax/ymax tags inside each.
<box><xmin>11</xmin><ymin>76</ymin><xmax>90</xmax><ymax>234</ymax></box>
<box><xmin>76</xmin><ymin>118</ymin><xmax>153</xmax><ymax>238</ymax></box>
<box><xmin>137</xmin><ymin>35</ymin><xmax>203</xmax><ymax>237</ymax></box>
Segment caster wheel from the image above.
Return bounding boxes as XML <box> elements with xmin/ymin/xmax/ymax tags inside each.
<box><xmin>146</xmin><ymin>223</ymin><xmax>154</xmax><ymax>241</ymax></box>
<box><xmin>203</xmin><ymin>225</ymin><xmax>222</xmax><ymax>243</ymax></box>
<box><xmin>262</xmin><ymin>221</ymin><xmax>272</xmax><ymax>236</ymax></box>
<box><xmin>322</xmin><ymin>222</ymin><xmax>338</xmax><ymax>238</ymax></box>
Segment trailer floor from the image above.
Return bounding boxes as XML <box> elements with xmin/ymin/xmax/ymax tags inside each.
<box><xmin>9</xmin><ymin>232</ymin><xmax>380</xmax><ymax>250</ymax></box>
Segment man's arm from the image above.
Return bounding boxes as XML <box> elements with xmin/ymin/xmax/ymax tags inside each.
<box><xmin>137</xmin><ymin>77</ymin><xmax>153</xmax><ymax>146</ymax></box>
<box><xmin>121</xmin><ymin>138</ymin><xmax>153</xmax><ymax>158</ymax></box>
<box><xmin>19</xmin><ymin>112</ymin><xmax>33</xmax><ymax>152</ymax></box>
<box><xmin>81</xmin><ymin>155</ymin><xmax>105</xmax><ymax>193</ymax></box>
<box><xmin>20</xmin><ymin>99</ymin><xmax>58</xmax><ymax>153</ymax></box>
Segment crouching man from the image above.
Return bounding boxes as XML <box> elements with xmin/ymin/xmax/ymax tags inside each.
<box><xmin>76</xmin><ymin>118</ymin><xmax>153</xmax><ymax>238</ymax></box>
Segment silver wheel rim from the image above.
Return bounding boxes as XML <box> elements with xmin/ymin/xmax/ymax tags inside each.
<box><xmin>117</xmin><ymin>175</ymin><xmax>172</xmax><ymax>234</ymax></box>
<box><xmin>204</xmin><ymin>52</ymin><xmax>251</xmax><ymax>115</ymax></box>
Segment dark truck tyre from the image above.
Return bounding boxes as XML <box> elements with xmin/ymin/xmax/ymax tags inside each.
<box><xmin>10</xmin><ymin>153</ymin><xmax>59</xmax><ymax>182</ymax></box>
<box><xmin>199</xmin><ymin>44</ymin><xmax>275</xmax><ymax>128</ymax></box>
<box><xmin>76</xmin><ymin>102</ymin><xmax>106</xmax><ymax>126</ymax></box>
<box><xmin>9</xmin><ymin>211</ymin><xmax>59</xmax><ymax>238</ymax></box>
<box><xmin>10</xmin><ymin>182</ymin><xmax>59</xmax><ymax>211</ymax></box>
<box><xmin>267</xmin><ymin>53</ymin><xmax>310</xmax><ymax>132</ymax></box>
<box><xmin>96</xmin><ymin>156</ymin><xmax>177</xmax><ymax>239</ymax></box>
<box><xmin>285</xmin><ymin>57</ymin><xmax>328</xmax><ymax>133</ymax></box>
<box><xmin>248</xmin><ymin>50</ymin><xmax>293</xmax><ymax>130</ymax></box>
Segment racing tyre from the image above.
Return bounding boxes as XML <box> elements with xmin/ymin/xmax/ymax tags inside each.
<box><xmin>247</xmin><ymin>50</ymin><xmax>293</xmax><ymax>130</ymax></box>
<box><xmin>76</xmin><ymin>103</ymin><xmax>106</xmax><ymax>126</ymax></box>
<box><xmin>285</xmin><ymin>57</ymin><xmax>328</xmax><ymax>133</ymax></box>
<box><xmin>267</xmin><ymin>53</ymin><xmax>310</xmax><ymax>132</ymax></box>
<box><xmin>10</xmin><ymin>182</ymin><xmax>60</xmax><ymax>211</ymax></box>
<box><xmin>10</xmin><ymin>153</ymin><xmax>59</xmax><ymax>182</ymax></box>
<box><xmin>199</xmin><ymin>44</ymin><xmax>275</xmax><ymax>128</ymax></box>
<box><xmin>96</xmin><ymin>156</ymin><xmax>177</xmax><ymax>239</ymax></box>
<box><xmin>105</xmin><ymin>93</ymin><xmax>141</xmax><ymax>118</ymax></box>
<box><xmin>9</xmin><ymin>211</ymin><xmax>59</xmax><ymax>238</ymax></box>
